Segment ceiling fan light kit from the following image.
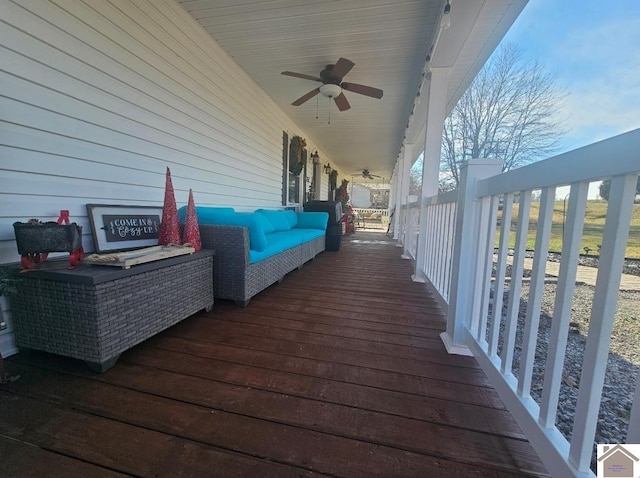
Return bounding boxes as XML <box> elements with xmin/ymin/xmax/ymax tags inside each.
<box><xmin>319</xmin><ymin>84</ymin><xmax>342</xmax><ymax>98</ymax></box>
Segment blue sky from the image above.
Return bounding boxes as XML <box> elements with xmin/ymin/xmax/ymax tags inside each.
<box><xmin>501</xmin><ymin>0</ymin><xmax>640</xmax><ymax>153</ymax></box>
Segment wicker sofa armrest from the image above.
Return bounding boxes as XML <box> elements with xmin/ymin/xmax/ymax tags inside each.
<box><xmin>199</xmin><ymin>224</ymin><xmax>250</xmax><ymax>299</ymax></box>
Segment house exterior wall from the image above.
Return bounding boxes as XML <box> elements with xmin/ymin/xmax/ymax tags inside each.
<box><xmin>0</xmin><ymin>0</ymin><xmax>331</xmax><ymax>264</ymax></box>
<box><xmin>0</xmin><ymin>0</ymin><xmax>334</xmax><ymax>355</ymax></box>
<box><xmin>351</xmin><ymin>184</ymin><xmax>372</xmax><ymax>208</ymax></box>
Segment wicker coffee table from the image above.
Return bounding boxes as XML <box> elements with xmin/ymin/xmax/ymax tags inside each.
<box><xmin>8</xmin><ymin>250</ymin><xmax>214</xmax><ymax>372</ymax></box>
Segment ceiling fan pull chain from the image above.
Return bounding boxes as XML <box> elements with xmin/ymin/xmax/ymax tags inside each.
<box><xmin>328</xmin><ymin>97</ymin><xmax>331</xmax><ymax>124</ymax></box>
<box><xmin>316</xmin><ymin>95</ymin><xmax>319</xmax><ymax>119</ymax></box>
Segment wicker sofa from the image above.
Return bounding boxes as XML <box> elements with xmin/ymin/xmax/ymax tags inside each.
<box><xmin>179</xmin><ymin>207</ymin><xmax>329</xmax><ymax>306</ymax></box>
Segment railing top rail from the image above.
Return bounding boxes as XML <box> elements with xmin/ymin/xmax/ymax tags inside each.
<box><xmin>423</xmin><ymin>189</ymin><xmax>458</xmax><ymax>206</ymax></box>
<box><xmin>476</xmin><ymin>128</ymin><xmax>640</xmax><ymax>197</ymax></box>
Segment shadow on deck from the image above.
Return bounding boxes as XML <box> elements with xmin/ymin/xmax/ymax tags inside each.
<box><xmin>0</xmin><ymin>231</ymin><xmax>549</xmax><ymax>477</ymax></box>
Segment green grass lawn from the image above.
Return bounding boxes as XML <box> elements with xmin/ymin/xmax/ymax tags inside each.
<box><xmin>500</xmin><ymin>200</ymin><xmax>640</xmax><ymax>259</ymax></box>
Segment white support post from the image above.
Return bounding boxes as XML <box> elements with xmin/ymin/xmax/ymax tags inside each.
<box><xmin>393</xmin><ymin>149</ymin><xmax>407</xmax><ymax>241</ymax></box>
<box><xmin>388</xmin><ymin>164</ymin><xmax>398</xmax><ymax>236</ymax></box>
<box><xmin>414</xmin><ymin>68</ymin><xmax>449</xmax><ymax>280</ymax></box>
<box><xmin>441</xmin><ymin>159</ymin><xmax>502</xmax><ymax>356</ymax></box>
<box><xmin>400</xmin><ymin>144</ymin><xmax>413</xmax><ymax>256</ymax></box>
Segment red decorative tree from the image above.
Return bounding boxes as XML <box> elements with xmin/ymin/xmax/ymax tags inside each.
<box><xmin>158</xmin><ymin>167</ymin><xmax>180</xmax><ymax>245</ymax></box>
<box><xmin>182</xmin><ymin>188</ymin><xmax>201</xmax><ymax>251</ymax></box>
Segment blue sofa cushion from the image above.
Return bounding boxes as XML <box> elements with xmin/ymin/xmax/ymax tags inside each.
<box><xmin>284</xmin><ymin>209</ymin><xmax>298</xmax><ymax>228</ymax></box>
<box><xmin>249</xmin><ymin>241</ymin><xmax>285</xmax><ymax>263</ymax></box>
<box><xmin>249</xmin><ymin>230</ymin><xmax>303</xmax><ymax>263</ymax></box>
<box><xmin>198</xmin><ymin>212</ymin><xmax>268</xmax><ymax>252</ymax></box>
<box><xmin>256</xmin><ymin>209</ymin><xmax>291</xmax><ymax>231</ymax></box>
<box><xmin>178</xmin><ymin>206</ymin><xmax>235</xmax><ymax>223</ymax></box>
<box><xmin>253</xmin><ymin>211</ymin><xmax>275</xmax><ymax>233</ymax></box>
<box><xmin>266</xmin><ymin>231</ymin><xmax>304</xmax><ymax>254</ymax></box>
<box><xmin>296</xmin><ymin>211</ymin><xmax>329</xmax><ymax>230</ymax></box>
<box><xmin>234</xmin><ymin>213</ymin><xmax>269</xmax><ymax>251</ymax></box>
<box><xmin>297</xmin><ymin>228</ymin><xmax>326</xmax><ymax>242</ymax></box>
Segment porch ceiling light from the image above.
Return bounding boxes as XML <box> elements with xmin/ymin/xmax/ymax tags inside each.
<box><xmin>441</xmin><ymin>1</ymin><xmax>451</xmax><ymax>29</ymax></box>
<box><xmin>319</xmin><ymin>84</ymin><xmax>342</xmax><ymax>98</ymax></box>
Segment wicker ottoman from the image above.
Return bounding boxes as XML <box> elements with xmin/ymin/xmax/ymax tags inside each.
<box><xmin>8</xmin><ymin>250</ymin><xmax>214</xmax><ymax>372</ymax></box>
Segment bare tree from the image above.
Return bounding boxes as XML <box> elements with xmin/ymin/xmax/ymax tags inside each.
<box><xmin>441</xmin><ymin>43</ymin><xmax>565</xmax><ymax>190</ymax></box>
<box><xmin>409</xmin><ymin>155</ymin><xmax>423</xmax><ymax>196</ymax></box>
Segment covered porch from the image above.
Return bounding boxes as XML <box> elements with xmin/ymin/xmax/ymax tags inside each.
<box><xmin>1</xmin><ymin>1</ymin><xmax>639</xmax><ymax>477</ymax></box>
<box><xmin>1</xmin><ymin>231</ymin><xmax>548</xmax><ymax>477</ymax></box>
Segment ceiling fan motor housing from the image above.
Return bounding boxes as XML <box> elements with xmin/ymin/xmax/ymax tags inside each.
<box><xmin>320</xmin><ymin>64</ymin><xmax>341</xmax><ymax>84</ymax></box>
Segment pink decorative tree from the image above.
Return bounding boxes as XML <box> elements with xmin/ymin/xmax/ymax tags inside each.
<box><xmin>158</xmin><ymin>167</ymin><xmax>180</xmax><ymax>245</ymax></box>
<box><xmin>182</xmin><ymin>188</ymin><xmax>201</xmax><ymax>251</ymax></box>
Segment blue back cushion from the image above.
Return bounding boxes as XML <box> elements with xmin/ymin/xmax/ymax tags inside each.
<box><xmin>255</xmin><ymin>209</ymin><xmax>291</xmax><ymax>231</ymax></box>
<box><xmin>284</xmin><ymin>209</ymin><xmax>298</xmax><ymax>228</ymax></box>
<box><xmin>197</xmin><ymin>212</ymin><xmax>268</xmax><ymax>251</ymax></box>
<box><xmin>253</xmin><ymin>211</ymin><xmax>275</xmax><ymax>233</ymax></box>
<box><xmin>178</xmin><ymin>206</ymin><xmax>235</xmax><ymax>223</ymax></box>
<box><xmin>296</xmin><ymin>212</ymin><xmax>329</xmax><ymax>230</ymax></box>
<box><xmin>232</xmin><ymin>213</ymin><xmax>268</xmax><ymax>251</ymax></box>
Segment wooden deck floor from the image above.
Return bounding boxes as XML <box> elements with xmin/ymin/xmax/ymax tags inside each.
<box><xmin>1</xmin><ymin>231</ymin><xmax>549</xmax><ymax>477</ymax></box>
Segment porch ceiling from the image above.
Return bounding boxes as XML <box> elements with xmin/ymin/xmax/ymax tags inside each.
<box><xmin>178</xmin><ymin>0</ymin><xmax>526</xmax><ymax>180</ymax></box>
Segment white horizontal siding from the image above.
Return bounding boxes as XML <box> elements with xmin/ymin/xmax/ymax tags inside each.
<box><xmin>0</xmin><ymin>0</ymin><xmax>330</xmax><ymax>262</ymax></box>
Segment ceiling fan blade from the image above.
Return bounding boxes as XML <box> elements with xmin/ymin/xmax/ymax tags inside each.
<box><xmin>331</xmin><ymin>57</ymin><xmax>355</xmax><ymax>81</ymax></box>
<box><xmin>333</xmin><ymin>93</ymin><xmax>350</xmax><ymax>112</ymax></box>
<box><xmin>281</xmin><ymin>71</ymin><xmax>323</xmax><ymax>82</ymax></box>
<box><xmin>341</xmin><ymin>82</ymin><xmax>384</xmax><ymax>99</ymax></box>
<box><xmin>291</xmin><ymin>88</ymin><xmax>320</xmax><ymax>106</ymax></box>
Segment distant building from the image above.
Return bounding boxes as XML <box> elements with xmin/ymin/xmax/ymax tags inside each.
<box><xmin>351</xmin><ymin>183</ymin><xmax>390</xmax><ymax>209</ymax></box>
<box><xmin>351</xmin><ymin>184</ymin><xmax>373</xmax><ymax>208</ymax></box>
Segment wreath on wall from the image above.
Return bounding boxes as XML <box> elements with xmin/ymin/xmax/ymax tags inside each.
<box><xmin>289</xmin><ymin>136</ymin><xmax>307</xmax><ymax>176</ymax></box>
<box><xmin>335</xmin><ymin>179</ymin><xmax>350</xmax><ymax>206</ymax></box>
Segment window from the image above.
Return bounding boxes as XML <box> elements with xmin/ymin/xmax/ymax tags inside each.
<box><xmin>288</xmin><ymin>174</ymin><xmax>300</xmax><ymax>203</ymax></box>
<box><xmin>282</xmin><ymin>133</ymin><xmax>307</xmax><ymax>205</ymax></box>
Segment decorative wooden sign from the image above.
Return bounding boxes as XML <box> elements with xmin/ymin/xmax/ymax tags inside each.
<box><xmin>87</xmin><ymin>204</ymin><xmax>163</xmax><ymax>253</ymax></box>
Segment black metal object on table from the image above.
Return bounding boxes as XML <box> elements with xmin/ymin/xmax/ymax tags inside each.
<box><xmin>303</xmin><ymin>200</ymin><xmax>343</xmax><ymax>251</ymax></box>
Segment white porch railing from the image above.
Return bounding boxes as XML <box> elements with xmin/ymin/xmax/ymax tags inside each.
<box><xmin>397</xmin><ymin>129</ymin><xmax>640</xmax><ymax>477</ymax></box>
<box><xmin>352</xmin><ymin>208</ymin><xmax>390</xmax><ymax>231</ymax></box>
<box><xmin>416</xmin><ymin>190</ymin><xmax>458</xmax><ymax>305</ymax></box>
<box><xmin>352</xmin><ymin>208</ymin><xmax>389</xmax><ymax>219</ymax></box>
<box><xmin>401</xmin><ymin>201</ymin><xmax>421</xmax><ymax>260</ymax></box>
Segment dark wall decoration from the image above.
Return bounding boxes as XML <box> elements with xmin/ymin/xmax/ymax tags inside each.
<box><xmin>329</xmin><ymin>169</ymin><xmax>338</xmax><ymax>192</ymax></box>
<box><xmin>282</xmin><ymin>131</ymin><xmax>288</xmax><ymax>205</ymax></box>
<box><xmin>289</xmin><ymin>136</ymin><xmax>306</xmax><ymax>176</ymax></box>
